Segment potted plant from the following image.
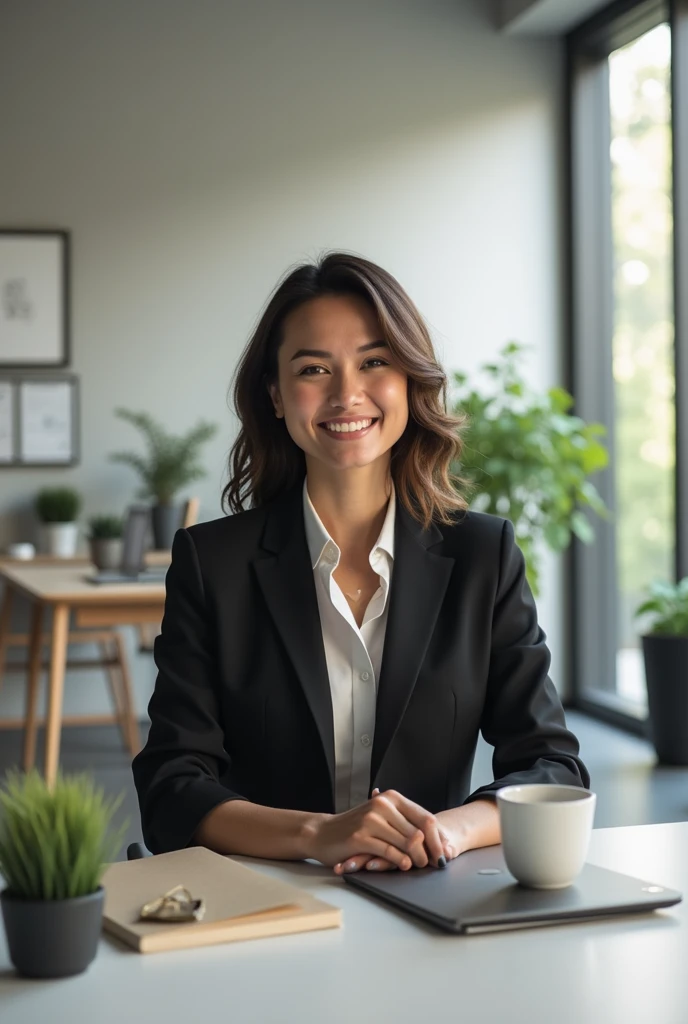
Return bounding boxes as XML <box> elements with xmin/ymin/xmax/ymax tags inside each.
<box><xmin>35</xmin><ymin>486</ymin><xmax>82</xmax><ymax>557</ymax></box>
<box><xmin>0</xmin><ymin>770</ymin><xmax>126</xmax><ymax>978</ymax></box>
<box><xmin>88</xmin><ymin>514</ymin><xmax>124</xmax><ymax>570</ymax></box>
<box><xmin>109</xmin><ymin>408</ymin><xmax>217</xmax><ymax>549</ymax></box>
<box><xmin>451</xmin><ymin>341</ymin><xmax>611</xmax><ymax>597</ymax></box>
<box><xmin>634</xmin><ymin>577</ymin><xmax>688</xmax><ymax>765</ymax></box>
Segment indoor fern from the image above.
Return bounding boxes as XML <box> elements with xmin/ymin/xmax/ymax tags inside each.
<box><xmin>109</xmin><ymin>408</ymin><xmax>218</xmax><ymax>504</ymax></box>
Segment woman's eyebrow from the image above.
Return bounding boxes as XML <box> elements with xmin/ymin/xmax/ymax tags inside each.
<box><xmin>289</xmin><ymin>340</ymin><xmax>388</xmax><ymax>361</ymax></box>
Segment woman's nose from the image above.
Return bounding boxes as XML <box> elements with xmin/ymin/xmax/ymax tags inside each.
<box><xmin>327</xmin><ymin>370</ymin><xmax>361</xmax><ymax>409</ymax></box>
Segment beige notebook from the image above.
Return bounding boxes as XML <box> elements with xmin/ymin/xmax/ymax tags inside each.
<box><xmin>101</xmin><ymin>847</ymin><xmax>341</xmax><ymax>954</ymax></box>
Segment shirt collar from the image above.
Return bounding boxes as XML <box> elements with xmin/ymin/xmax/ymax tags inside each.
<box><xmin>302</xmin><ymin>479</ymin><xmax>396</xmax><ymax>571</ymax></box>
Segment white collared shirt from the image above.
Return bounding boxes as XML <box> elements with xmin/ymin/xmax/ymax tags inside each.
<box><xmin>303</xmin><ymin>480</ymin><xmax>395</xmax><ymax>813</ymax></box>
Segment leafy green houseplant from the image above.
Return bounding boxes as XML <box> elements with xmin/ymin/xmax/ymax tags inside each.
<box><xmin>36</xmin><ymin>487</ymin><xmax>81</xmax><ymax>524</ymax></box>
<box><xmin>87</xmin><ymin>515</ymin><xmax>124</xmax><ymax>571</ymax></box>
<box><xmin>0</xmin><ymin>770</ymin><xmax>126</xmax><ymax>978</ymax></box>
<box><xmin>634</xmin><ymin>578</ymin><xmax>688</xmax><ymax>765</ymax></box>
<box><xmin>35</xmin><ymin>486</ymin><xmax>82</xmax><ymax>557</ymax></box>
<box><xmin>88</xmin><ymin>514</ymin><xmax>124</xmax><ymax>540</ymax></box>
<box><xmin>109</xmin><ymin>408</ymin><xmax>217</xmax><ymax>548</ymax></box>
<box><xmin>451</xmin><ymin>342</ymin><xmax>611</xmax><ymax>597</ymax></box>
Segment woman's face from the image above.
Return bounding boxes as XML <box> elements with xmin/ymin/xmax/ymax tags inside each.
<box><xmin>269</xmin><ymin>294</ymin><xmax>409</xmax><ymax>475</ymax></box>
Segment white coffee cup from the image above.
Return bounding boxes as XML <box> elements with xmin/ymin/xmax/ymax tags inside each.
<box><xmin>496</xmin><ymin>784</ymin><xmax>596</xmax><ymax>889</ymax></box>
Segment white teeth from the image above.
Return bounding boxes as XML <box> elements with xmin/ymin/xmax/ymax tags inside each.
<box><xmin>324</xmin><ymin>419</ymin><xmax>372</xmax><ymax>433</ymax></box>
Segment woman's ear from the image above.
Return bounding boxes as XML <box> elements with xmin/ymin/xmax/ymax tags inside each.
<box><xmin>268</xmin><ymin>381</ymin><xmax>284</xmax><ymax>419</ymax></box>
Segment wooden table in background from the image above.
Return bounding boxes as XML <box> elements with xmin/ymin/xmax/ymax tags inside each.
<box><xmin>0</xmin><ymin>557</ymin><xmax>168</xmax><ymax>787</ymax></box>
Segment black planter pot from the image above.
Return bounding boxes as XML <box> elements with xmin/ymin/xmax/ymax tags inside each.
<box><xmin>151</xmin><ymin>503</ymin><xmax>183</xmax><ymax>550</ymax></box>
<box><xmin>642</xmin><ymin>634</ymin><xmax>688</xmax><ymax>766</ymax></box>
<box><xmin>1</xmin><ymin>886</ymin><xmax>104</xmax><ymax>978</ymax></box>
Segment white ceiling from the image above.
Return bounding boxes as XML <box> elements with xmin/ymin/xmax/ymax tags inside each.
<box><xmin>497</xmin><ymin>0</ymin><xmax>612</xmax><ymax>35</ymax></box>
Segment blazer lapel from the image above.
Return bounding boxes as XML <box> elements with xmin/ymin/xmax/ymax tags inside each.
<box><xmin>370</xmin><ymin>503</ymin><xmax>455</xmax><ymax>783</ymax></box>
<box><xmin>252</xmin><ymin>485</ymin><xmax>336</xmax><ymax>804</ymax></box>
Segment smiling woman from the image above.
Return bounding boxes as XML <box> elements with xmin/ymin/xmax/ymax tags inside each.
<box><xmin>224</xmin><ymin>252</ymin><xmax>469</xmax><ymax>529</ymax></box>
<box><xmin>132</xmin><ymin>251</ymin><xmax>590</xmax><ymax>878</ymax></box>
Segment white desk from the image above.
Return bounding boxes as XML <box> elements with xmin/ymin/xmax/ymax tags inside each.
<box><xmin>1</xmin><ymin>822</ymin><xmax>686</xmax><ymax>1024</ymax></box>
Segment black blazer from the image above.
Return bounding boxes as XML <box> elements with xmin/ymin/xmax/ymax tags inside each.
<box><xmin>132</xmin><ymin>484</ymin><xmax>590</xmax><ymax>854</ymax></box>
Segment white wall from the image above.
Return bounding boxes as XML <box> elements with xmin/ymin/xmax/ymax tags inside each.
<box><xmin>0</xmin><ymin>0</ymin><xmax>566</xmax><ymax>722</ymax></box>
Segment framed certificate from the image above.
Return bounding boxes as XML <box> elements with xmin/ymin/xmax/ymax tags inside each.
<box><xmin>0</xmin><ymin>230</ymin><xmax>70</xmax><ymax>368</ymax></box>
<box><xmin>0</xmin><ymin>373</ymin><xmax>79</xmax><ymax>467</ymax></box>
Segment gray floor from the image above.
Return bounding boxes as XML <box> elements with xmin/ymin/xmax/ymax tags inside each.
<box><xmin>0</xmin><ymin>709</ymin><xmax>685</xmax><ymax>860</ymax></box>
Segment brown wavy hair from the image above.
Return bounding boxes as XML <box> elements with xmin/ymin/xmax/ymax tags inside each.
<box><xmin>223</xmin><ymin>252</ymin><xmax>469</xmax><ymax>528</ymax></box>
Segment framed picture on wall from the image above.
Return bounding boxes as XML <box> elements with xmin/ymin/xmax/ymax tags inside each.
<box><xmin>0</xmin><ymin>230</ymin><xmax>70</xmax><ymax>368</ymax></box>
<box><xmin>0</xmin><ymin>379</ymin><xmax>14</xmax><ymax>463</ymax></box>
<box><xmin>0</xmin><ymin>373</ymin><xmax>79</xmax><ymax>467</ymax></box>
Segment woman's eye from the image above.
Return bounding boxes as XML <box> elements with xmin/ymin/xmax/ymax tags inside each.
<box><xmin>298</xmin><ymin>365</ymin><xmax>328</xmax><ymax>376</ymax></box>
<box><xmin>363</xmin><ymin>358</ymin><xmax>389</xmax><ymax>369</ymax></box>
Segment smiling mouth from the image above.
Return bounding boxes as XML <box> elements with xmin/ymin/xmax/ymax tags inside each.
<box><xmin>317</xmin><ymin>417</ymin><xmax>379</xmax><ymax>438</ymax></box>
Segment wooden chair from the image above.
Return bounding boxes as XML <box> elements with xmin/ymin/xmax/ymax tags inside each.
<box><xmin>0</xmin><ymin>500</ymin><xmax>200</xmax><ymax>765</ymax></box>
<box><xmin>0</xmin><ymin>625</ymin><xmax>140</xmax><ymax>769</ymax></box>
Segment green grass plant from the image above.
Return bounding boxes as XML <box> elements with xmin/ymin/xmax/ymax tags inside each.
<box><xmin>0</xmin><ymin>770</ymin><xmax>127</xmax><ymax>900</ymax></box>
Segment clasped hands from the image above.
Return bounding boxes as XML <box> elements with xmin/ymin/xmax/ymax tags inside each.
<box><xmin>306</xmin><ymin>787</ymin><xmax>460</xmax><ymax>875</ymax></box>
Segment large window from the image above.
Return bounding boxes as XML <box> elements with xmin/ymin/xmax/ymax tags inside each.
<box><xmin>610</xmin><ymin>22</ymin><xmax>674</xmax><ymax>708</ymax></box>
<box><xmin>567</xmin><ymin>0</ymin><xmax>688</xmax><ymax>732</ymax></box>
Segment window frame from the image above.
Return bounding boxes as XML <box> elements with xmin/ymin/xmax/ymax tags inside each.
<box><xmin>565</xmin><ymin>0</ymin><xmax>688</xmax><ymax>734</ymax></box>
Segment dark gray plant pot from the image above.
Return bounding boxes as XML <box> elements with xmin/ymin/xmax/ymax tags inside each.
<box><xmin>1</xmin><ymin>885</ymin><xmax>104</xmax><ymax>978</ymax></box>
<box><xmin>642</xmin><ymin>634</ymin><xmax>688</xmax><ymax>766</ymax></box>
<box><xmin>151</xmin><ymin>503</ymin><xmax>183</xmax><ymax>550</ymax></box>
<box><xmin>89</xmin><ymin>538</ymin><xmax>123</xmax><ymax>570</ymax></box>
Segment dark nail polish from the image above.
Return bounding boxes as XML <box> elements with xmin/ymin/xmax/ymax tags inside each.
<box><xmin>437</xmin><ymin>855</ymin><xmax>447</xmax><ymax>868</ymax></box>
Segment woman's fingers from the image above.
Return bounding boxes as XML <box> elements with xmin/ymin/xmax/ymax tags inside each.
<box><xmin>333</xmin><ymin>853</ymin><xmax>399</xmax><ymax>874</ymax></box>
<box><xmin>365</xmin><ymin>858</ymin><xmax>397</xmax><ymax>871</ymax></box>
<box><xmin>368</xmin><ymin>793</ymin><xmax>429</xmax><ymax>867</ymax></box>
<box><xmin>330</xmin><ymin>789</ymin><xmax>452</xmax><ymax>874</ymax></box>
<box><xmin>333</xmin><ymin>854</ymin><xmax>374</xmax><ymax>874</ymax></box>
<box><xmin>379</xmin><ymin>789</ymin><xmax>449</xmax><ymax>868</ymax></box>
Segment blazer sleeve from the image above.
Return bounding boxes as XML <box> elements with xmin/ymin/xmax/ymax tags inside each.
<box><xmin>131</xmin><ymin>528</ymin><xmax>247</xmax><ymax>853</ymax></box>
<box><xmin>462</xmin><ymin>518</ymin><xmax>590</xmax><ymax>806</ymax></box>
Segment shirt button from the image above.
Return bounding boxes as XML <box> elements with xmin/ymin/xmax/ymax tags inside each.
<box><xmin>360</xmin><ymin>670</ymin><xmax>370</xmax><ymax>681</ymax></box>
<box><xmin>361</xmin><ymin>734</ymin><xmax>371</xmax><ymax>747</ymax></box>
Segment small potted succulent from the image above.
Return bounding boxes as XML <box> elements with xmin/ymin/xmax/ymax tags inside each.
<box><xmin>0</xmin><ymin>770</ymin><xmax>126</xmax><ymax>978</ymax></box>
<box><xmin>35</xmin><ymin>486</ymin><xmax>82</xmax><ymax>557</ymax></box>
<box><xmin>635</xmin><ymin>577</ymin><xmax>688</xmax><ymax>765</ymax></box>
<box><xmin>109</xmin><ymin>408</ymin><xmax>217</xmax><ymax>549</ymax></box>
<box><xmin>88</xmin><ymin>514</ymin><xmax>124</xmax><ymax>570</ymax></box>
